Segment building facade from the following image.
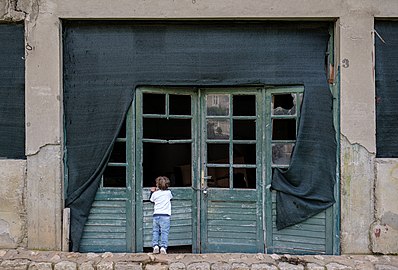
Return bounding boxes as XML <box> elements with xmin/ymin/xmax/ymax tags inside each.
<box><xmin>0</xmin><ymin>0</ymin><xmax>397</xmax><ymax>254</ymax></box>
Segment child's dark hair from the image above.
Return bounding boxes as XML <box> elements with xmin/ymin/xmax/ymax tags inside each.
<box><xmin>155</xmin><ymin>176</ymin><xmax>170</xmax><ymax>190</ymax></box>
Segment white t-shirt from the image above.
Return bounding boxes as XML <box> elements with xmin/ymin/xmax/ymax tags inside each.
<box><xmin>150</xmin><ymin>190</ymin><xmax>173</xmax><ymax>216</ymax></box>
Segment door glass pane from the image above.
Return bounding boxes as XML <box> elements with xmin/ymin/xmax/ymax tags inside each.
<box><xmin>206</xmin><ymin>94</ymin><xmax>229</xmax><ymax>116</ymax></box>
<box><xmin>207</xmin><ymin>167</ymin><xmax>229</xmax><ymax>188</ymax></box>
<box><xmin>143</xmin><ymin>142</ymin><xmax>192</xmax><ymax>187</ymax></box>
<box><xmin>272</xmin><ymin>143</ymin><xmax>294</xmax><ymax>165</ymax></box>
<box><xmin>272</xmin><ymin>93</ymin><xmax>296</xmax><ymax>115</ymax></box>
<box><xmin>233</xmin><ymin>95</ymin><xmax>256</xmax><ymax>116</ymax></box>
<box><xmin>233</xmin><ymin>168</ymin><xmax>256</xmax><ymax>189</ymax></box>
<box><xmin>233</xmin><ymin>120</ymin><xmax>256</xmax><ymax>140</ymax></box>
<box><xmin>109</xmin><ymin>142</ymin><xmax>126</xmax><ymax>163</ymax></box>
<box><xmin>144</xmin><ymin>118</ymin><xmax>191</xmax><ymax>140</ymax></box>
<box><xmin>207</xmin><ymin>143</ymin><xmax>229</xmax><ymax>164</ymax></box>
<box><xmin>272</xmin><ymin>119</ymin><xmax>296</xmax><ymax>140</ymax></box>
<box><xmin>103</xmin><ymin>166</ymin><xmax>126</xmax><ymax>188</ymax></box>
<box><xmin>118</xmin><ymin>118</ymin><xmax>126</xmax><ymax>138</ymax></box>
<box><xmin>233</xmin><ymin>144</ymin><xmax>256</xmax><ymax>164</ymax></box>
<box><xmin>170</xmin><ymin>94</ymin><xmax>191</xmax><ymax>115</ymax></box>
<box><xmin>143</xmin><ymin>93</ymin><xmax>165</xmax><ymax>114</ymax></box>
<box><xmin>207</xmin><ymin>119</ymin><xmax>230</xmax><ymax>139</ymax></box>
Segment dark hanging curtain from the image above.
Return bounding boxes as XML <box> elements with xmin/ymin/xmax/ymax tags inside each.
<box><xmin>375</xmin><ymin>21</ymin><xmax>398</xmax><ymax>158</ymax></box>
<box><xmin>0</xmin><ymin>23</ymin><xmax>25</xmax><ymax>159</ymax></box>
<box><xmin>63</xmin><ymin>20</ymin><xmax>336</xmax><ymax>250</ymax></box>
<box><xmin>271</xmin><ymin>82</ymin><xmax>336</xmax><ymax>229</ymax></box>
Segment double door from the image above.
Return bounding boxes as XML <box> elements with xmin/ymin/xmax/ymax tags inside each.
<box><xmin>136</xmin><ymin>87</ymin><xmax>264</xmax><ymax>253</ymax></box>
<box><xmin>79</xmin><ymin>85</ymin><xmax>334</xmax><ymax>254</ymax></box>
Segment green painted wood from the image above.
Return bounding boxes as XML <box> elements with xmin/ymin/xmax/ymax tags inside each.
<box><xmin>199</xmin><ymin>89</ymin><xmax>264</xmax><ymax>253</ymax></box>
<box><xmin>207</xmin><ymin>219</ymin><xmax>256</xmax><ymax>227</ymax></box>
<box><xmin>142</xmin><ymin>188</ymin><xmax>193</xmax><ymax>247</ymax></box>
<box><xmin>135</xmin><ymin>87</ymin><xmax>200</xmax><ymax>251</ymax></box>
<box><xmin>264</xmin><ymin>86</ymin><xmax>337</xmax><ymax>255</ymax></box>
<box><xmin>83</xmin><ymin>226</ymin><xmax>126</xmax><ymax>233</ymax></box>
<box><xmin>270</xmin><ymin>190</ymin><xmax>328</xmax><ymax>254</ymax></box>
<box><xmin>80</xmin><ymin>187</ymin><xmax>129</xmax><ymax>252</ymax></box>
<box><xmin>81</xmin><ymin>232</ymin><xmax>126</xmax><ymax>239</ymax></box>
<box><xmin>80</xmin><ymin>239</ymin><xmax>127</xmax><ymax>246</ymax></box>
<box><xmin>84</xmin><ymin>220</ymin><xmax>126</xmax><ymax>226</ymax></box>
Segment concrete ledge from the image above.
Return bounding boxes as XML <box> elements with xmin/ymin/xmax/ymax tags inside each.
<box><xmin>0</xmin><ymin>249</ymin><xmax>397</xmax><ymax>270</ymax></box>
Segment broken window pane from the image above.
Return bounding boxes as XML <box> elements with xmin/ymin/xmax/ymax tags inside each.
<box><xmin>233</xmin><ymin>95</ymin><xmax>256</xmax><ymax>116</ymax></box>
<box><xmin>207</xmin><ymin>119</ymin><xmax>230</xmax><ymax>139</ymax></box>
<box><xmin>233</xmin><ymin>120</ymin><xmax>256</xmax><ymax>140</ymax></box>
<box><xmin>170</xmin><ymin>94</ymin><xmax>191</xmax><ymax>115</ymax></box>
<box><xmin>272</xmin><ymin>143</ymin><xmax>294</xmax><ymax>165</ymax></box>
<box><xmin>207</xmin><ymin>143</ymin><xmax>229</xmax><ymax>164</ymax></box>
<box><xmin>272</xmin><ymin>119</ymin><xmax>296</xmax><ymax>140</ymax></box>
<box><xmin>103</xmin><ymin>166</ymin><xmax>126</xmax><ymax>188</ymax></box>
<box><xmin>206</xmin><ymin>94</ymin><xmax>229</xmax><ymax>116</ymax></box>
<box><xmin>143</xmin><ymin>118</ymin><xmax>191</xmax><ymax>140</ymax></box>
<box><xmin>109</xmin><ymin>142</ymin><xmax>126</xmax><ymax>163</ymax></box>
<box><xmin>118</xmin><ymin>118</ymin><xmax>126</xmax><ymax>138</ymax></box>
<box><xmin>272</xmin><ymin>93</ymin><xmax>296</xmax><ymax>115</ymax></box>
<box><xmin>233</xmin><ymin>144</ymin><xmax>256</xmax><ymax>164</ymax></box>
<box><xmin>233</xmin><ymin>168</ymin><xmax>256</xmax><ymax>189</ymax></box>
<box><xmin>207</xmin><ymin>167</ymin><xmax>229</xmax><ymax>188</ymax></box>
<box><xmin>143</xmin><ymin>142</ymin><xmax>192</xmax><ymax>187</ymax></box>
<box><xmin>143</xmin><ymin>93</ymin><xmax>165</xmax><ymax>114</ymax></box>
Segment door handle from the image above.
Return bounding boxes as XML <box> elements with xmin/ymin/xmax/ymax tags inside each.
<box><xmin>201</xmin><ymin>175</ymin><xmax>212</xmax><ymax>189</ymax></box>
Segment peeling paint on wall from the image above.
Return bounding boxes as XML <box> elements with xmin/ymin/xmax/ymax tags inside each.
<box><xmin>340</xmin><ymin>134</ymin><xmax>375</xmax><ymax>254</ymax></box>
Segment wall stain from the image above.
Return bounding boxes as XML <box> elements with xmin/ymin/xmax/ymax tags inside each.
<box><xmin>381</xmin><ymin>211</ymin><xmax>398</xmax><ymax>230</ymax></box>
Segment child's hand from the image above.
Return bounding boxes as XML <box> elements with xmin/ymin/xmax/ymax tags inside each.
<box><xmin>150</xmin><ymin>187</ymin><xmax>157</xmax><ymax>192</ymax></box>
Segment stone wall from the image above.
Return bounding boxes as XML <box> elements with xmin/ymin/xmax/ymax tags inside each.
<box><xmin>0</xmin><ymin>249</ymin><xmax>397</xmax><ymax>270</ymax></box>
<box><xmin>0</xmin><ymin>161</ymin><xmax>27</xmax><ymax>248</ymax></box>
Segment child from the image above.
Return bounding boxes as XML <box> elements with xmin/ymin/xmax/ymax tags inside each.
<box><xmin>149</xmin><ymin>176</ymin><xmax>173</xmax><ymax>254</ymax></box>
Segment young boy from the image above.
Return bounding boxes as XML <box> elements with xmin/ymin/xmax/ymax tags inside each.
<box><xmin>149</xmin><ymin>176</ymin><xmax>173</xmax><ymax>254</ymax></box>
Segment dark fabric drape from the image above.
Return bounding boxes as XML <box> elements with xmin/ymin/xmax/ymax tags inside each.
<box><xmin>375</xmin><ymin>21</ymin><xmax>398</xmax><ymax>158</ymax></box>
<box><xmin>271</xmin><ymin>85</ymin><xmax>336</xmax><ymax>229</ymax></box>
<box><xmin>0</xmin><ymin>23</ymin><xmax>25</xmax><ymax>159</ymax></box>
<box><xmin>63</xmin><ymin>21</ymin><xmax>336</xmax><ymax>250</ymax></box>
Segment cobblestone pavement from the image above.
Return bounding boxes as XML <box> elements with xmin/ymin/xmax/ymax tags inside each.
<box><xmin>0</xmin><ymin>249</ymin><xmax>397</xmax><ymax>270</ymax></box>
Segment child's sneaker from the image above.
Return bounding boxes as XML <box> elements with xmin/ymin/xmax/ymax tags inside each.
<box><xmin>160</xmin><ymin>247</ymin><xmax>167</xmax><ymax>254</ymax></box>
<box><xmin>153</xmin><ymin>246</ymin><xmax>159</xmax><ymax>254</ymax></box>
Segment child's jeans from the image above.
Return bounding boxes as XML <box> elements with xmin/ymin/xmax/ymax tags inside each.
<box><xmin>152</xmin><ymin>215</ymin><xmax>170</xmax><ymax>248</ymax></box>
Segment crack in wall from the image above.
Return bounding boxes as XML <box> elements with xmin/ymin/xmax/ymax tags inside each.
<box><xmin>1</xmin><ymin>0</ymin><xmax>25</xmax><ymax>21</ymax></box>
<box><xmin>26</xmin><ymin>143</ymin><xmax>61</xmax><ymax>157</ymax></box>
<box><xmin>1</xmin><ymin>0</ymin><xmax>40</xmax><ymax>24</ymax></box>
<box><xmin>13</xmin><ymin>0</ymin><xmax>27</xmax><ymax>16</ymax></box>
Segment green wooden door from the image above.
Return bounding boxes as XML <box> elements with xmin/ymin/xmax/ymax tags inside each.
<box><xmin>135</xmin><ymin>87</ymin><xmax>199</xmax><ymax>252</ymax></box>
<box><xmin>199</xmin><ymin>89</ymin><xmax>265</xmax><ymax>253</ymax></box>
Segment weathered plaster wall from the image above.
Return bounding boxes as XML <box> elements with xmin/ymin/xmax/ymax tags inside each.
<box><xmin>0</xmin><ymin>160</ymin><xmax>27</xmax><ymax>248</ymax></box>
<box><xmin>340</xmin><ymin>136</ymin><xmax>375</xmax><ymax>254</ymax></box>
<box><xmin>371</xmin><ymin>160</ymin><xmax>398</xmax><ymax>254</ymax></box>
<box><xmin>0</xmin><ymin>0</ymin><xmax>398</xmax><ymax>253</ymax></box>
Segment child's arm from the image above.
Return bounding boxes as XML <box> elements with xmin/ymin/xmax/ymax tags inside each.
<box><xmin>149</xmin><ymin>187</ymin><xmax>158</xmax><ymax>202</ymax></box>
